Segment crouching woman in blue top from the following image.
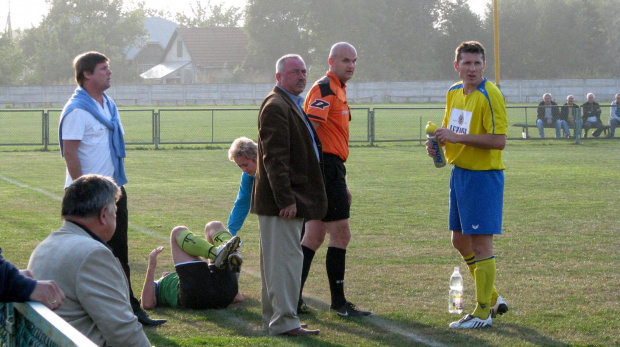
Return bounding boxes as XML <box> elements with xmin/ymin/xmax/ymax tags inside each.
<box><xmin>226</xmin><ymin>137</ymin><xmax>257</xmax><ymax>303</ymax></box>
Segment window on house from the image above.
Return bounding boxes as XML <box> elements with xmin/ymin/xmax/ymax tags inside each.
<box><xmin>177</xmin><ymin>41</ymin><xmax>183</xmax><ymax>58</ymax></box>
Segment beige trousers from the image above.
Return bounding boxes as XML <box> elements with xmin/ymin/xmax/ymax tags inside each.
<box><xmin>257</xmin><ymin>215</ymin><xmax>303</xmax><ymax>335</ymax></box>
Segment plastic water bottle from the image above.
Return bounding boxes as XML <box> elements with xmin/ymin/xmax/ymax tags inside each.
<box><xmin>449</xmin><ymin>267</ymin><xmax>463</xmax><ymax>314</ymax></box>
<box><xmin>425</xmin><ymin>121</ymin><xmax>446</xmax><ymax>168</ymax></box>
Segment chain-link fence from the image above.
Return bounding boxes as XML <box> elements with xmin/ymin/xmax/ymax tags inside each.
<box><xmin>1</xmin><ymin>106</ymin><xmax>616</xmax><ymax>150</ymax></box>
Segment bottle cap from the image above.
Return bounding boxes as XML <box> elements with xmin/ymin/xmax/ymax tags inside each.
<box><xmin>425</xmin><ymin>121</ymin><xmax>438</xmax><ymax>134</ymax></box>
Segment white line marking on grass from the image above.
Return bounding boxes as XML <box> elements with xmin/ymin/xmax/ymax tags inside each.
<box><xmin>0</xmin><ymin>174</ymin><xmax>166</xmax><ymax>240</ymax></box>
<box><xmin>2</xmin><ymin>174</ymin><xmax>443</xmax><ymax>345</ymax></box>
<box><xmin>0</xmin><ymin>174</ymin><xmax>63</xmax><ymax>201</ymax></box>
<box><xmin>370</xmin><ymin>317</ymin><xmax>446</xmax><ymax>347</ymax></box>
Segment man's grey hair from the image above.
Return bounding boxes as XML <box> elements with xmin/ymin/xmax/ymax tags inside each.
<box><xmin>543</xmin><ymin>93</ymin><xmax>552</xmax><ymax>99</ymax></box>
<box><xmin>62</xmin><ymin>174</ymin><xmax>121</xmax><ymax>218</ymax></box>
<box><xmin>276</xmin><ymin>54</ymin><xmax>304</xmax><ymax>73</ymax></box>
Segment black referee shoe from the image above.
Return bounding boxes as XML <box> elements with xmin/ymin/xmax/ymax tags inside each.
<box><xmin>331</xmin><ymin>302</ymin><xmax>372</xmax><ymax>317</ymax></box>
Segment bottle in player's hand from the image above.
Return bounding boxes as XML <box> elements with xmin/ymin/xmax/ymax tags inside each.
<box><xmin>425</xmin><ymin>121</ymin><xmax>446</xmax><ymax>168</ymax></box>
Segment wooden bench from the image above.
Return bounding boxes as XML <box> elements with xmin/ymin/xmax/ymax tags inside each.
<box><xmin>512</xmin><ymin>123</ymin><xmax>610</xmax><ymax>138</ymax></box>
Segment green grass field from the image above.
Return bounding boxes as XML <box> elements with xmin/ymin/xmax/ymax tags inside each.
<box><xmin>1</xmin><ymin>140</ymin><xmax>619</xmax><ymax>346</ymax></box>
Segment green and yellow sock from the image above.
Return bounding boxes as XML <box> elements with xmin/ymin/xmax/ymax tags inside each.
<box><xmin>463</xmin><ymin>253</ymin><xmax>499</xmax><ymax>305</ymax></box>
<box><xmin>206</xmin><ymin>230</ymin><xmax>233</xmax><ymax>260</ymax></box>
<box><xmin>211</xmin><ymin>230</ymin><xmax>232</xmax><ymax>246</ymax></box>
<box><xmin>472</xmin><ymin>256</ymin><xmax>496</xmax><ymax>320</ymax></box>
<box><xmin>177</xmin><ymin>229</ymin><xmax>213</xmax><ymax>259</ymax></box>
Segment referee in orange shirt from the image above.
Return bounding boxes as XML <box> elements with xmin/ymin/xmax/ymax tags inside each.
<box><xmin>299</xmin><ymin>42</ymin><xmax>371</xmax><ymax>317</ymax></box>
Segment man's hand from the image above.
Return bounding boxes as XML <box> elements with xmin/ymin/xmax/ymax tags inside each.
<box><xmin>434</xmin><ymin>127</ymin><xmax>456</xmax><ymax>144</ymax></box>
<box><xmin>279</xmin><ymin>204</ymin><xmax>297</xmax><ymax>219</ymax></box>
<box><xmin>29</xmin><ymin>280</ymin><xmax>65</xmax><ymax>311</ymax></box>
<box><xmin>149</xmin><ymin>246</ymin><xmax>164</xmax><ymax>267</ymax></box>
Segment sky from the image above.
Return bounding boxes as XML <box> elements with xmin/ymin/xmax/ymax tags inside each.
<box><xmin>0</xmin><ymin>0</ymin><xmax>489</xmax><ymax>31</ymax></box>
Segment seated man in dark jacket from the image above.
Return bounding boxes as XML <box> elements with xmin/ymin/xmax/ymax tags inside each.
<box><xmin>536</xmin><ymin>93</ymin><xmax>561</xmax><ymax>138</ymax></box>
<box><xmin>560</xmin><ymin>95</ymin><xmax>580</xmax><ymax>138</ymax></box>
<box><xmin>581</xmin><ymin>93</ymin><xmax>605</xmax><ymax>137</ymax></box>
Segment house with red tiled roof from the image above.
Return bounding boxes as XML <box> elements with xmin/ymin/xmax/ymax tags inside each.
<box><xmin>141</xmin><ymin>27</ymin><xmax>249</xmax><ymax>84</ymax></box>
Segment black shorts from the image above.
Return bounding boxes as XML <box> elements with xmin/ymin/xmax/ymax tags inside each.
<box><xmin>322</xmin><ymin>153</ymin><xmax>350</xmax><ymax>222</ymax></box>
<box><xmin>176</xmin><ymin>262</ymin><xmax>238</xmax><ymax>309</ymax></box>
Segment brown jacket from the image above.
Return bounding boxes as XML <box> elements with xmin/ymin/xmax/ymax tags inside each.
<box><xmin>251</xmin><ymin>87</ymin><xmax>327</xmax><ymax>220</ymax></box>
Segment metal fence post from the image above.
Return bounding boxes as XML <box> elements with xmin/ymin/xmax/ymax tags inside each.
<box><xmin>153</xmin><ymin>110</ymin><xmax>160</xmax><ymax>149</ymax></box>
<box><xmin>575</xmin><ymin>108</ymin><xmax>581</xmax><ymax>144</ymax></box>
<box><xmin>43</xmin><ymin>111</ymin><xmax>49</xmax><ymax>151</ymax></box>
<box><xmin>368</xmin><ymin>109</ymin><xmax>375</xmax><ymax>146</ymax></box>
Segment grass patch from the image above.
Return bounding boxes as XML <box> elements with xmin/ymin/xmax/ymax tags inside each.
<box><xmin>0</xmin><ymin>140</ymin><xmax>618</xmax><ymax>346</ymax></box>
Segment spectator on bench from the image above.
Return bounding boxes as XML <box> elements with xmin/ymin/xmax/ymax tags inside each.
<box><xmin>560</xmin><ymin>95</ymin><xmax>580</xmax><ymax>138</ymax></box>
<box><xmin>536</xmin><ymin>93</ymin><xmax>562</xmax><ymax>138</ymax></box>
<box><xmin>609</xmin><ymin>93</ymin><xmax>620</xmax><ymax>138</ymax></box>
<box><xmin>581</xmin><ymin>93</ymin><xmax>605</xmax><ymax>138</ymax></box>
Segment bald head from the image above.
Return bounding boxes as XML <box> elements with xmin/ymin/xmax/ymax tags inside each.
<box><xmin>328</xmin><ymin>42</ymin><xmax>357</xmax><ymax>83</ymax></box>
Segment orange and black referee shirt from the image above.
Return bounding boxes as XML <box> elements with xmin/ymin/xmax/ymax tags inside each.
<box><xmin>304</xmin><ymin>71</ymin><xmax>351</xmax><ymax>162</ymax></box>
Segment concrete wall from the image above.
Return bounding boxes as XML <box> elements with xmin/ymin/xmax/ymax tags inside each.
<box><xmin>1</xmin><ymin>79</ymin><xmax>619</xmax><ymax>107</ymax></box>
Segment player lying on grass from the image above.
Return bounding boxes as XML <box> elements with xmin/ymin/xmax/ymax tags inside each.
<box><xmin>141</xmin><ymin>221</ymin><xmax>241</xmax><ymax>310</ymax></box>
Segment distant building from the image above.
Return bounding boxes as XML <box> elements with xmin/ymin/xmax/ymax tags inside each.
<box><xmin>140</xmin><ymin>27</ymin><xmax>249</xmax><ymax>84</ymax></box>
<box><xmin>126</xmin><ymin>17</ymin><xmax>178</xmax><ymax>75</ymax></box>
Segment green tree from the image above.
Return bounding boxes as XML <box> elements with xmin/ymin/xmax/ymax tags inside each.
<box><xmin>434</xmin><ymin>0</ymin><xmax>488</xmax><ymax>80</ymax></box>
<box><xmin>244</xmin><ymin>0</ymin><xmax>314</xmax><ymax>81</ymax></box>
<box><xmin>483</xmin><ymin>0</ymin><xmax>614</xmax><ymax>79</ymax></box>
<box><xmin>175</xmin><ymin>0</ymin><xmax>243</xmax><ymax>28</ymax></box>
<box><xmin>0</xmin><ymin>32</ymin><xmax>26</xmax><ymax>85</ymax></box>
<box><xmin>245</xmin><ymin>0</ymin><xmax>444</xmax><ymax>82</ymax></box>
<box><xmin>20</xmin><ymin>0</ymin><xmax>145</xmax><ymax>85</ymax></box>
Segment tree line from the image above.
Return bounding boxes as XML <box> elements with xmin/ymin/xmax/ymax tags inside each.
<box><xmin>0</xmin><ymin>0</ymin><xmax>617</xmax><ymax>86</ymax></box>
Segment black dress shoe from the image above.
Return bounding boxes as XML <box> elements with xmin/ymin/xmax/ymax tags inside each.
<box><xmin>135</xmin><ymin>309</ymin><xmax>167</xmax><ymax>326</ymax></box>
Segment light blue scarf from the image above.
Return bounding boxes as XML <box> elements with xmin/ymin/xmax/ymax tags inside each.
<box><xmin>59</xmin><ymin>87</ymin><xmax>127</xmax><ymax>186</ymax></box>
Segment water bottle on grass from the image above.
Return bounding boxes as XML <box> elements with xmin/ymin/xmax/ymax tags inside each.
<box><xmin>449</xmin><ymin>267</ymin><xmax>463</xmax><ymax>314</ymax></box>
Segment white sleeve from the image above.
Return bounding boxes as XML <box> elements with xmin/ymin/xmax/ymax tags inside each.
<box><xmin>61</xmin><ymin>109</ymin><xmax>90</xmax><ymax>141</ymax></box>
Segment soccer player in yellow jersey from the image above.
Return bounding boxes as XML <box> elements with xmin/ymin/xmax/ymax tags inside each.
<box><xmin>426</xmin><ymin>41</ymin><xmax>509</xmax><ymax>328</ymax></box>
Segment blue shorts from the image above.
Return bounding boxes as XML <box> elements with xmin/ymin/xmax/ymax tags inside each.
<box><xmin>449</xmin><ymin>166</ymin><xmax>504</xmax><ymax>235</ymax></box>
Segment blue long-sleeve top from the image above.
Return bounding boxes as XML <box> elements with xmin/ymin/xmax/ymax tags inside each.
<box><xmin>0</xmin><ymin>248</ymin><xmax>36</xmax><ymax>303</ymax></box>
<box><xmin>227</xmin><ymin>172</ymin><xmax>255</xmax><ymax>236</ymax></box>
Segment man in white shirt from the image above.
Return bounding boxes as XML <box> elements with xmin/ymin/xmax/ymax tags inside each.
<box><xmin>58</xmin><ymin>51</ymin><xmax>165</xmax><ymax>326</ymax></box>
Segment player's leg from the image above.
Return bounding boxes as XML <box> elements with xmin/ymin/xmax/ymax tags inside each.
<box><xmin>205</xmin><ymin>221</ymin><xmax>231</xmax><ymax>245</ymax></box>
<box><xmin>470</xmin><ymin>234</ymin><xmax>495</xmax><ymax>320</ymax></box>
<box><xmin>170</xmin><ymin>226</ymin><xmax>202</xmax><ymax>264</ymax></box>
<box><xmin>204</xmin><ymin>221</ymin><xmax>243</xmax><ymax>300</ymax></box>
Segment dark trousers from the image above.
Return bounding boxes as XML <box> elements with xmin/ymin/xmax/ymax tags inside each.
<box><xmin>106</xmin><ymin>186</ymin><xmax>140</xmax><ymax>312</ymax></box>
<box><xmin>583</xmin><ymin>120</ymin><xmax>605</xmax><ymax>137</ymax></box>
